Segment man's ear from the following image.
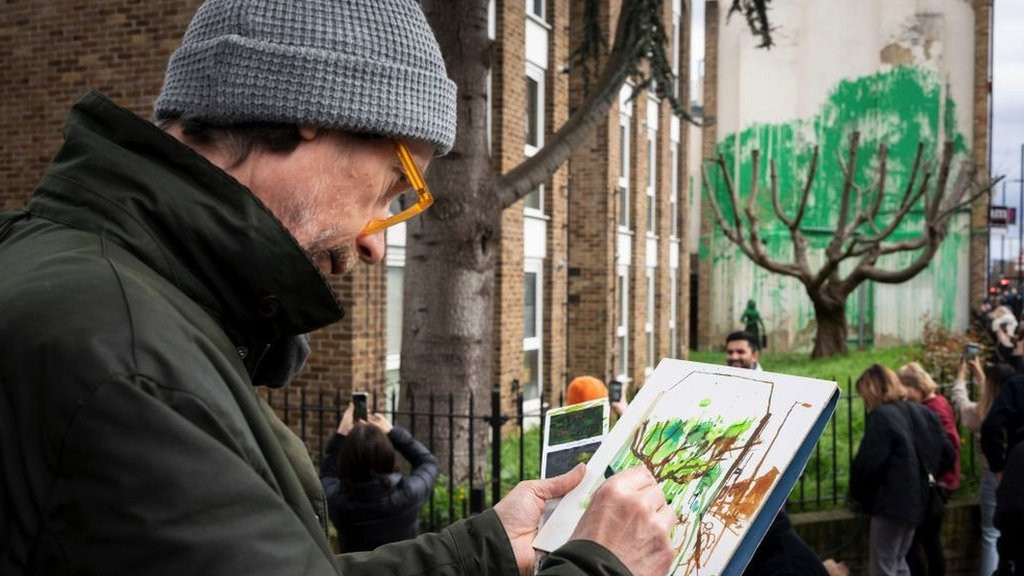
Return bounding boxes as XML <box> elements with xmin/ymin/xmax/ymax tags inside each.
<box><xmin>299</xmin><ymin>126</ymin><xmax>319</xmax><ymax>141</ymax></box>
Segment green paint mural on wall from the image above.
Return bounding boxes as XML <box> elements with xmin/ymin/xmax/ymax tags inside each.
<box><xmin>704</xmin><ymin>66</ymin><xmax>971</xmax><ymax>336</ymax></box>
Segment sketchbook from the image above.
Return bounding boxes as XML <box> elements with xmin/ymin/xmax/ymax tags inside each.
<box><xmin>533</xmin><ymin>359</ymin><xmax>839</xmax><ymax>576</ymax></box>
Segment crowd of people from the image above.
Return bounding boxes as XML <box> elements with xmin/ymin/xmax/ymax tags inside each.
<box><xmin>312</xmin><ymin>329</ymin><xmax>1024</xmax><ymax>576</ymax></box>
<box><xmin>976</xmin><ymin>289</ymin><xmax>1024</xmax><ymax>371</ymax></box>
<box><xmin>847</xmin><ymin>352</ymin><xmax>1024</xmax><ymax>576</ymax></box>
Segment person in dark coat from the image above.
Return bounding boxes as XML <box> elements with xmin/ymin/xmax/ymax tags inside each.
<box><xmin>320</xmin><ymin>405</ymin><xmax>438</xmax><ymax>552</ymax></box>
<box><xmin>995</xmin><ymin>442</ymin><xmax>1024</xmax><ymax>575</ymax></box>
<box><xmin>982</xmin><ymin>373</ymin><xmax>1024</xmax><ymax>476</ymax></box>
<box><xmin>983</xmin><ymin>373</ymin><xmax>1024</xmax><ymax>575</ymax></box>
<box><xmin>742</xmin><ymin>509</ymin><xmax>830</xmax><ymax>576</ymax></box>
<box><xmin>898</xmin><ymin>362</ymin><xmax>960</xmax><ymax>576</ymax></box>
<box><xmin>850</xmin><ymin>365</ymin><xmax>954</xmax><ymax>576</ymax></box>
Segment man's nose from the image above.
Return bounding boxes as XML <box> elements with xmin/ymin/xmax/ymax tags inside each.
<box><xmin>357</xmin><ymin>230</ymin><xmax>385</xmax><ymax>264</ymax></box>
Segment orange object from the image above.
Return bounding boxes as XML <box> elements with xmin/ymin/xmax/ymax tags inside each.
<box><xmin>566</xmin><ymin>376</ymin><xmax>608</xmax><ymax>405</ymax></box>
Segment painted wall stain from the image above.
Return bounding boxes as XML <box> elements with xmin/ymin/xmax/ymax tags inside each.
<box><xmin>706</xmin><ymin>66</ymin><xmax>971</xmax><ymax>349</ymax></box>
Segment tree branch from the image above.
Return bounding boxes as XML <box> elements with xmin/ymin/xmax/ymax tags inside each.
<box><xmin>826</xmin><ymin>132</ymin><xmax>860</xmax><ymax>262</ymax></box>
<box><xmin>768</xmin><ymin>159</ymin><xmax>793</xmax><ymax>228</ymax></box>
<box><xmin>496</xmin><ymin>1</ymin><xmax>643</xmax><ymax>208</ymax></box>
<box><xmin>705</xmin><ymin>156</ymin><xmax>811</xmax><ymax>280</ymax></box>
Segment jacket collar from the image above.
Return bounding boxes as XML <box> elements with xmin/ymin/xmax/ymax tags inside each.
<box><xmin>28</xmin><ymin>92</ymin><xmax>344</xmax><ymax>342</ymax></box>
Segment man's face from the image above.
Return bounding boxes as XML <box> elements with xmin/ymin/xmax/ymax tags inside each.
<box><xmin>725</xmin><ymin>339</ymin><xmax>759</xmax><ymax>369</ymax></box>
<box><xmin>238</xmin><ymin>129</ymin><xmax>433</xmax><ymax>276</ymax></box>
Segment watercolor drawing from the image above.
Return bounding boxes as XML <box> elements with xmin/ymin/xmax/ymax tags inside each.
<box><xmin>548</xmin><ymin>403</ymin><xmax>606</xmax><ymax>445</ymax></box>
<box><xmin>545</xmin><ymin>441</ymin><xmax>603</xmax><ymax>478</ymax></box>
<box><xmin>534</xmin><ymin>360</ymin><xmax>837</xmax><ymax>576</ymax></box>
<box><xmin>540</xmin><ymin>398</ymin><xmax>609</xmax><ymax>480</ymax></box>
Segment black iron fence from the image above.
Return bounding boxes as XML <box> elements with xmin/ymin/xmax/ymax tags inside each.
<box><xmin>261</xmin><ymin>386</ymin><xmax>548</xmax><ymax>531</ymax></box>
<box><xmin>261</xmin><ymin>374</ymin><xmax>983</xmax><ymax>530</ymax></box>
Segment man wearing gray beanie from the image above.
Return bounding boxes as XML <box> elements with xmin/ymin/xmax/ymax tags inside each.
<box><xmin>0</xmin><ymin>0</ymin><xmax>674</xmax><ymax>575</ymax></box>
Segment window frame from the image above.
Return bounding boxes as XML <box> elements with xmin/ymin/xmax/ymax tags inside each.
<box><xmin>522</xmin><ymin>261</ymin><xmax>544</xmax><ymax>402</ymax></box>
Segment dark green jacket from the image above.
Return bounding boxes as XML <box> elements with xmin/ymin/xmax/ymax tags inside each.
<box><xmin>0</xmin><ymin>92</ymin><xmax>627</xmax><ymax>576</ymax></box>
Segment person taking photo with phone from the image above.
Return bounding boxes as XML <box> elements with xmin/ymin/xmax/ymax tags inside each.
<box><xmin>950</xmin><ymin>354</ymin><xmax>1014</xmax><ymax>576</ymax></box>
<box><xmin>320</xmin><ymin>404</ymin><xmax>439</xmax><ymax>552</ymax></box>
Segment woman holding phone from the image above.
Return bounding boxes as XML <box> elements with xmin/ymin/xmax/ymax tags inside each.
<box><xmin>951</xmin><ymin>357</ymin><xmax>1015</xmax><ymax>576</ymax></box>
<box><xmin>319</xmin><ymin>403</ymin><xmax>439</xmax><ymax>552</ymax></box>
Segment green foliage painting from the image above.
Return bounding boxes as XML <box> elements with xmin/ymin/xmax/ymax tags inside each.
<box><xmin>705</xmin><ymin>66</ymin><xmax>971</xmax><ymax>330</ymax></box>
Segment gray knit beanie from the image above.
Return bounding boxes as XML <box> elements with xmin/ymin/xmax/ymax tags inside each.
<box><xmin>155</xmin><ymin>0</ymin><xmax>457</xmax><ymax>154</ymax></box>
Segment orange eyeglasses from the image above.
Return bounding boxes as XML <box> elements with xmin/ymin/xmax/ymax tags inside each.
<box><xmin>359</xmin><ymin>140</ymin><xmax>434</xmax><ymax>236</ymax></box>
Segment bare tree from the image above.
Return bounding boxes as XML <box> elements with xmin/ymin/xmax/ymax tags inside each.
<box><xmin>704</xmin><ymin>132</ymin><xmax>989</xmax><ymax>358</ymax></box>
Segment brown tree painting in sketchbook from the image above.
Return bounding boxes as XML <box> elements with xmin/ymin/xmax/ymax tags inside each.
<box><xmin>534</xmin><ymin>360</ymin><xmax>838</xmax><ymax>576</ymax></box>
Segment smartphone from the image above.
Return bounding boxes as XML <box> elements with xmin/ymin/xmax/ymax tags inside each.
<box><xmin>963</xmin><ymin>343</ymin><xmax>980</xmax><ymax>360</ymax></box>
<box><xmin>608</xmin><ymin>380</ymin><xmax>623</xmax><ymax>403</ymax></box>
<box><xmin>352</xmin><ymin>391</ymin><xmax>368</xmax><ymax>421</ymax></box>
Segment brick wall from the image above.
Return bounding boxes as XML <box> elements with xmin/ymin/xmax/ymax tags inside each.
<box><xmin>676</xmin><ymin>1</ymin><xmax>694</xmax><ymax>357</ymax></box>
<box><xmin>697</xmin><ymin>0</ymin><xmax>720</xmax><ymax>350</ymax></box>
<box><xmin>792</xmin><ymin>500</ymin><xmax>984</xmax><ymax>576</ymax></box>
<box><xmin>0</xmin><ymin>0</ymin><xmax>200</xmax><ymax>212</ymax></box>
<box><xmin>629</xmin><ymin>96</ymin><xmax>649</xmax><ymax>386</ymax></box>
<box><xmin>491</xmin><ymin>0</ymin><xmax>527</xmax><ymax>415</ymax></box>
<box><xmin>544</xmin><ymin>0</ymin><xmax>572</xmax><ymax>404</ymax></box>
<box><xmin>969</xmin><ymin>0</ymin><xmax>991</xmax><ymax>306</ymax></box>
<box><xmin>565</xmin><ymin>0</ymin><xmax>690</xmax><ymax>390</ymax></box>
<box><xmin>566</xmin><ymin>0</ymin><xmax>618</xmax><ymax>383</ymax></box>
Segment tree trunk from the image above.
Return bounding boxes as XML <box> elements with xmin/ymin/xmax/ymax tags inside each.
<box><xmin>810</xmin><ymin>294</ymin><xmax>849</xmax><ymax>358</ymax></box>
<box><xmin>402</xmin><ymin>0</ymin><xmax>493</xmax><ymax>485</ymax></box>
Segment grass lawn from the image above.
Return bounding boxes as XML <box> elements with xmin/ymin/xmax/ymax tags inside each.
<box><xmin>685</xmin><ymin>344</ymin><xmax>923</xmax><ymax>385</ymax></box>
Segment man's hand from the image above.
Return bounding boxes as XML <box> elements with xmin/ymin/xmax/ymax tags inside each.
<box><xmin>337</xmin><ymin>404</ymin><xmax>354</xmax><ymax>436</ymax></box>
<box><xmin>367</xmin><ymin>412</ymin><xmax>393</xmax><ymax>434</ymax></box>
<box><xmin>493</xmin><ymin>464</ymin><xmax>586</xmax><ymax>576</ymax></box>
<box><xmin>570</xmin><ymin>466</ymin><xmax>675</xmax><ymax>576</ymax></box>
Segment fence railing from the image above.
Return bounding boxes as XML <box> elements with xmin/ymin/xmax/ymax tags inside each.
<box><xmin>261</xmin><ymin>373</ymin><xmax>982</xmax><ymax>529</ymax></box>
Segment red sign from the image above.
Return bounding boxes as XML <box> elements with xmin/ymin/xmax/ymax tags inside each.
<box><xmin>991</xmin><ymin>205</ymin><xmax>1017</xmax><ymax>226</ymax></box>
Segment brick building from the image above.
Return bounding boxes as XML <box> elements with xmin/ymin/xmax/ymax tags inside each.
<box><xmin>1</xmin><ymin>1</ymin><xmax>696</xmax><ymax>426</ymax></box>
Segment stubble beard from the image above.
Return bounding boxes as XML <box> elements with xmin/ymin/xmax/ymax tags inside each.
<box><xmin>266</xmin><ymin>181</ymin><xmax>356</xmax><ymax>276</ymax></box>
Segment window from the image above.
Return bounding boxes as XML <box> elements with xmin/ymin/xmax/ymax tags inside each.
<box><xmin>487</xmin><ymin>0</ymin><xmax>495</xmax><ymax>153</ymax></box>
<box><xmin>524</xmin><ymin>65</ymin><xmax>545</xmax><ymax>214</ymax></box>
<box><xmin>525</xmin><ymin>65</ymin><xmax>545</xmax><ymax>152</ymax></box>
<box><xmin>618</xmin><ymin>124</ymin><xmax>630</xmax><ymax>228</ymax></box>
<box><xmin>525</xmin><ymin>185</ymin><xmax>543</xmax><ymax>212</ymax></box>
<box><xmin>524</xmin><ymin>272</ymin><xmax>538</xmax><ymax>339</ymax></box>
<box><xmin>670</xmin><ymin>141</ymin><xmax>679</xmax><ymax>238</ymax></box>
<box><xmin>672</xmin><ymin>13</ymin><xmax>681</xmax><ymax>96</ymax></box>
<box><xmin>618</xmin><ymin>86</ymin><xmax>632</xmax><ymax>230</ymax></box>
<box><xmin>527</xmin><ymin>0</ymin><xmax>544</xmax><ymax>20</ymax></box>
<box><xmin>386</xmin><ymin>265</ymin><xmax>404</xmax><ymax>409</ymax></box>
<box><xmin>526</xmin><ymin>76</ymin><xmax>539</xmax><ymax>148</ymax></box>
<box><xmin>616</xmin><ymin>268</ymin><xmax>629</xmax><ymax>380</ymax></box>
<box><xmin>646</xmin><ymin>269</ymin><xmax>655</xmax><ymax>374</ymax></box>
<box><xmin>522</xmin><ymin>349</ymin><xmax>539</xmax><ymax>402</ymax></box>
<box><xmin>669</xmin><ymin>268</ymin><xmax>678</xmax><ymax>358</ymax></box>
<box><xmin>647</xmin><ymin>129</ymin><xmax>657</xmax><ymax>233</ymax></box>
<box><xmin>523</xmin><ymin>268</ymin><xmax>543</xmax><ymax>401</ymax></box>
